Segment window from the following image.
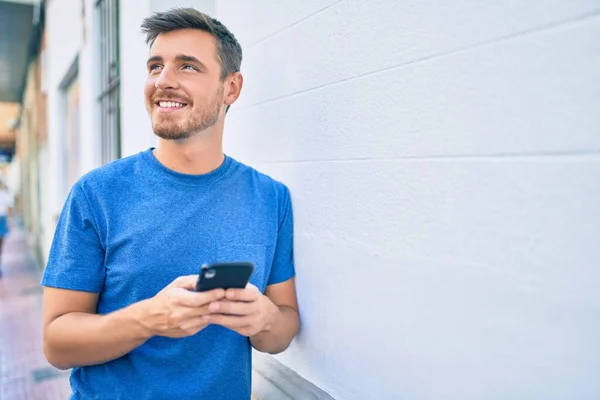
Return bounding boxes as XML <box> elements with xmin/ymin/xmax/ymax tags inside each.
<box><xmin>64</xmin><ymin>77</ymin><xmax>80</xmax><ymax>191</ymax></box>
<box><xmin>58</xmin><ymin>56</ymin><xmax>80</xmax><ymax>202</ymax></box>
<box><xmin>96</xmin><ymin>0</ymin><xmax>120</xmax><ymax>164</ymax></box>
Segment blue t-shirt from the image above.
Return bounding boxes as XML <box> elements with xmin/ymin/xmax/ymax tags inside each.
<box><xmin>41</xmin><ymin>148</ymin><xmax>295</xmax><ymax>400</ymax></box>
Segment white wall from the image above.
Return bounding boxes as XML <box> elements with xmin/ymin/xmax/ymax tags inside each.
<box><xmin>118</xmin><ymin>0</ymin><xmax>154</xmax><ymax>157</ymax></box>
<box><xmin>43</xmin><ymin>0</ymin><xmax>87</xmax><ymax>261</ymax></box>
<box><xmin>78</xmin><ymin>0</ymin><xmax>101</xmax><ymax>175</ymax></box>
<box><xmin>218</xmin><ymin>1</ymin><xmax>600</xmax><ymax>399</ymax></box>
<box><xmin>151</xmin><ymin>0</ymin><xmax>214</xmax><ymax>14</ymax></box>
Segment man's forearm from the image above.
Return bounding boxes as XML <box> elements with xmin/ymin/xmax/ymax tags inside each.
<box><xmin>44</xmin><ymin>300</ymin><xmax>153</xmax><ymax>370</ymax></box>
<box><xmin>250</xmin><ymin>306</ymin><xmax>299</xmax><ymax>354</ymax></box>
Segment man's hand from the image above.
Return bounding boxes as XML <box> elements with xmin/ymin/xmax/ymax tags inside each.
<box><xmin>202</xmin><ymin>283</ymin><xmax>279</xmax><ymax>337</ymax></box>
<box><xmin>141</xmin><ymin>275</ymin><xmax>225</xmax><ymax>338</ymax></box>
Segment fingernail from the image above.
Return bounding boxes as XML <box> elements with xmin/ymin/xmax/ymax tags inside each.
<box><xmin>203</xmin><ymin>316</ymin><xmax>211</xmax><ymax>322</ymax></box>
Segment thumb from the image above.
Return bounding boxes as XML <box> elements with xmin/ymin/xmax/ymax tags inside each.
<box><xmin>167</xmin><ymin>275</ymin><xmax>199</xmax><ymax>290</ymax></box>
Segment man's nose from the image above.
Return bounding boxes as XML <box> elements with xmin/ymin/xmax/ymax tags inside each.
<box><xmin>155</xmin><ymin>67</ymin><xmax>179</xmax><ymax>90</ymax></box>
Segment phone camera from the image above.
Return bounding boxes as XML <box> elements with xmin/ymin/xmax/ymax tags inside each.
<box><xmin>205</xmin><ymin>269</ymin><xmax>216</xmax><ymax>279</ymax></box>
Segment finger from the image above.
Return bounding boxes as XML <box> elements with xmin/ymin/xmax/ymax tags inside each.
<box><xmin>174</xmin><ymin>288</ymin><xmax>225</xmax><ymax>307</ymax></box>
<box><xmin>208</xmin><ymin>300</ymin><xmax>254</xmax><ymax>316</ymax></box>
<box><xmin>203</xmin><ymin>313</ymin><xmax>252</xmax><ymax>328</ymax></box>
<box><xmin>178</xmin><ymin>317</ymin><xmax>209</xmax><ymax>333</ymax></box>
<box><xmin>225</xmin><ymin>283</ymin><xmax>260</xmax><ymax>301</ymax></box>
<box><xmin>166</xmin><ymin>306</ymin><xmax>211</xmax><ymax>328</ymax></box>
<box><xmin>167</xmin><ymin>275</ymin><xmax>199</xmax><ymax>290</ymax></box>
<box><xmin>182</xmin><ymin>304</ymin><xmax>212</xmax><ymax>318</ymax></box>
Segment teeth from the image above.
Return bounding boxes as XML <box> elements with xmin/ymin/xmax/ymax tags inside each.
<box><xmin>159</xmin><ymin>101</ymin><xmax>185</xmax><ymax>108</ymax></box>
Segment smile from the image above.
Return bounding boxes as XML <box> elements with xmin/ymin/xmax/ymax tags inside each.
<box><xmin>157</xmin><ymin>101</ymin><xmax>187</xmax><ymax>109</ymax></box>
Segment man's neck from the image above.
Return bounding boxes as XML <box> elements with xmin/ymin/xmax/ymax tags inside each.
<box><xmin>153</xmin><ymin>134</ymin><xmax>225</xmax><ymax>175</ymax></box>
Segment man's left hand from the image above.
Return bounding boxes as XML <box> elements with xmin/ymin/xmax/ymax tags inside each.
<box><xmin>203</xmin><ymin>283</ymin><xmax>279</xmax><ymax>337</ymax></box>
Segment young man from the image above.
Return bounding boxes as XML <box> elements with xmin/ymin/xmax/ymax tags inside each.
<box><xmin>41</xmin><ymin>8</ymin><xmax>299</xmax><ymax>400</ymax></box>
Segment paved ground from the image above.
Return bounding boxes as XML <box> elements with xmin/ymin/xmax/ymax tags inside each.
<box><xmin>0</xmin><ymin>227</ymin><xmax>71</xmax><ymax>399</ymax></box>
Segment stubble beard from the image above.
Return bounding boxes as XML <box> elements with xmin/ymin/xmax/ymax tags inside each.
<box><xmin>150</xmin><ymin>89</ymin><xmax>224</xmax><ymax>141</ymax></box>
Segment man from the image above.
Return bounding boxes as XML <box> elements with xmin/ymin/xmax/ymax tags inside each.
<box><xmin>41</xmin><ymin>8</ymin><xmax>299</xmax><ymax>400</ymax></box>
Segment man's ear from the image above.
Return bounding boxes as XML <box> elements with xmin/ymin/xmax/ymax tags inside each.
<box><xmin>224</xmin><ymin>72</ymin><xmax>243</xmax><ymax>111</ymax></box>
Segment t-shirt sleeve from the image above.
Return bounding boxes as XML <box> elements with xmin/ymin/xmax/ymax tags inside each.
<box><xmin>267</xmin><ymin>185</ymin><xmax>296</xmax><ymax>286</ymax></box>
<box><xmin>41</xmin><ymin>183</ymin><xmax>106</xmax><ymax>293</ymax></box>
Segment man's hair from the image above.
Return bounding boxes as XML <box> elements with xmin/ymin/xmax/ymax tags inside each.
<box><xmin>141</xmin><ymin>8</ymin><xmax>242</xmax><ymax>81</ymax></box>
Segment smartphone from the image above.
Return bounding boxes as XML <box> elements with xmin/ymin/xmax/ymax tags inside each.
<box><xmin>194</xmin><ymin>261</ymin><xmax>255</xmax><ymax>292</ymax></box>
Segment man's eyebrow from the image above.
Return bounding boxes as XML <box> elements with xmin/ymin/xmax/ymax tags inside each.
<box><xmin>175</xmin><ymin>54</ymin><xmax>207</xmax><ymax>69</ymax></box>
<box><xmin>146</xmin><ymin>55</ymin><xmax>163</xmax><ymax>65</ymax></box>
<box><xmin>146</xmin><ymin>55</ymin><xmax>207</xmax><ymax>69</ymax></box>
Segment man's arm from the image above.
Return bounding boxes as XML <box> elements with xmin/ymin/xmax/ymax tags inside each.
<box><xmin>203</xmin><ymin>278</ymin><xmax>300</xmax><ymax>354</ymax></box>
<box><xmin>43</xmin><ymin>276</ymin><xmax>226</xmax><ymax>370</ymax></box>
<box><xmin>43</xmin><ymin>288</ymin><xmax>151</xmax><ymax>370</ymax></box>
<box><xmin>250</xmin><ymin>278</ymin><xmax>299</xmax><ymax>354</ymax></box>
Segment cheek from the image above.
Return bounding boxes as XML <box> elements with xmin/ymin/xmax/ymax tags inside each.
<box><xmin>144</xmin><ymin>81</ymin><xmax>155</xmax><ymax>100</ymax></box>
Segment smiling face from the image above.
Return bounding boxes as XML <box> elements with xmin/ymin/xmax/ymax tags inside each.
<box><xmin>144</xmin><ymin>29</ymin><xmax>226</xmax><ymax>140</ymax></box>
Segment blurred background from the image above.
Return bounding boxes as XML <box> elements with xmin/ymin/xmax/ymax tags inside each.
<box><xmin>0</xmin><ymin>0</ymin><xmax>599</xmax><ymax>399</ymax></box>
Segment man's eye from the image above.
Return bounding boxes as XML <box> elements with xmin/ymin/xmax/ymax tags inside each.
<box><xmin>149</xmin><ymin>64</ymin><xmax>162</xmax><ymax>71</ymax></box>
<box><xmin>183</xmin><ymin>64</ymin><xmax>197</xmax><ymax>71</ymax></box>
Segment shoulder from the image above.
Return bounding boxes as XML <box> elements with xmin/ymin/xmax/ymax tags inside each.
<box><xmin>73</xmin><ymin>151</ymin><xmax>144</xmax><ymax>196</ymax></box>
<box><xmin>231</xmin><ymin>158</ymin><xmax>292</xmax><ymax>204</ymax></box>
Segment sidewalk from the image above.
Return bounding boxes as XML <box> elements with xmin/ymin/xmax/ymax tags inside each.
<box><xmin>0</xmin><ymin>226</ymin><xmax>71</xmax><ymax>399</ymax></box>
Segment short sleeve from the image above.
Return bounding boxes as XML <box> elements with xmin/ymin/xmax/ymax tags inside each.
<box><xmin>267</xmin><ymin>185</ymin><xmax>296</xmax><ymax>285</ymax></box>
<box><xmin>41</xmin><ymin>183</ymin><xmax>106</xmax><ymax>293</ymax></box>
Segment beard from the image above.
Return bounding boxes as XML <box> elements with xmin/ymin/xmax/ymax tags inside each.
<box><xmin>150</xmin><ymin>87</ymin><xmax>224</xmax><ymax>140</ymax></box>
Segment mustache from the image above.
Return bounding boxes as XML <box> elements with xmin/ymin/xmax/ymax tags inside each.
<box><xmin>152</xmin><ymin>93</ymin><xmax>190</xmax><ymax>104</ymax></box>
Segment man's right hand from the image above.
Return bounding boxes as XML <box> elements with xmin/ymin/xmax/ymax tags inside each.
<box><xmin>140</xmin><ymin>275</ymin><xmax>225</xmax><ymax>338</ymax></box>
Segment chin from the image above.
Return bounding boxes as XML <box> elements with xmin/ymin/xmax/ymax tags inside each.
<box><xmin>153</xmin><ymin>130</ymin><xmax>194</xmax><ymax>141</ymax></box>
<box><xmin>152</xmin><ymin>122</ymin><xmax>190</xmax><ymax>140</ymax></box>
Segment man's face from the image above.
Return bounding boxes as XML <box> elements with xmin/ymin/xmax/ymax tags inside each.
<box><xmin>144</xmin><ymin>29</ymin><xmax>225</xmax><ymax>140</ymax></box>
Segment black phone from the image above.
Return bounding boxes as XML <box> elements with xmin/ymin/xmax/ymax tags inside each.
<box><xmin>194</xmin><ymin>262</ymin><xmax>255</xmax><ymax>292</ymax></box>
